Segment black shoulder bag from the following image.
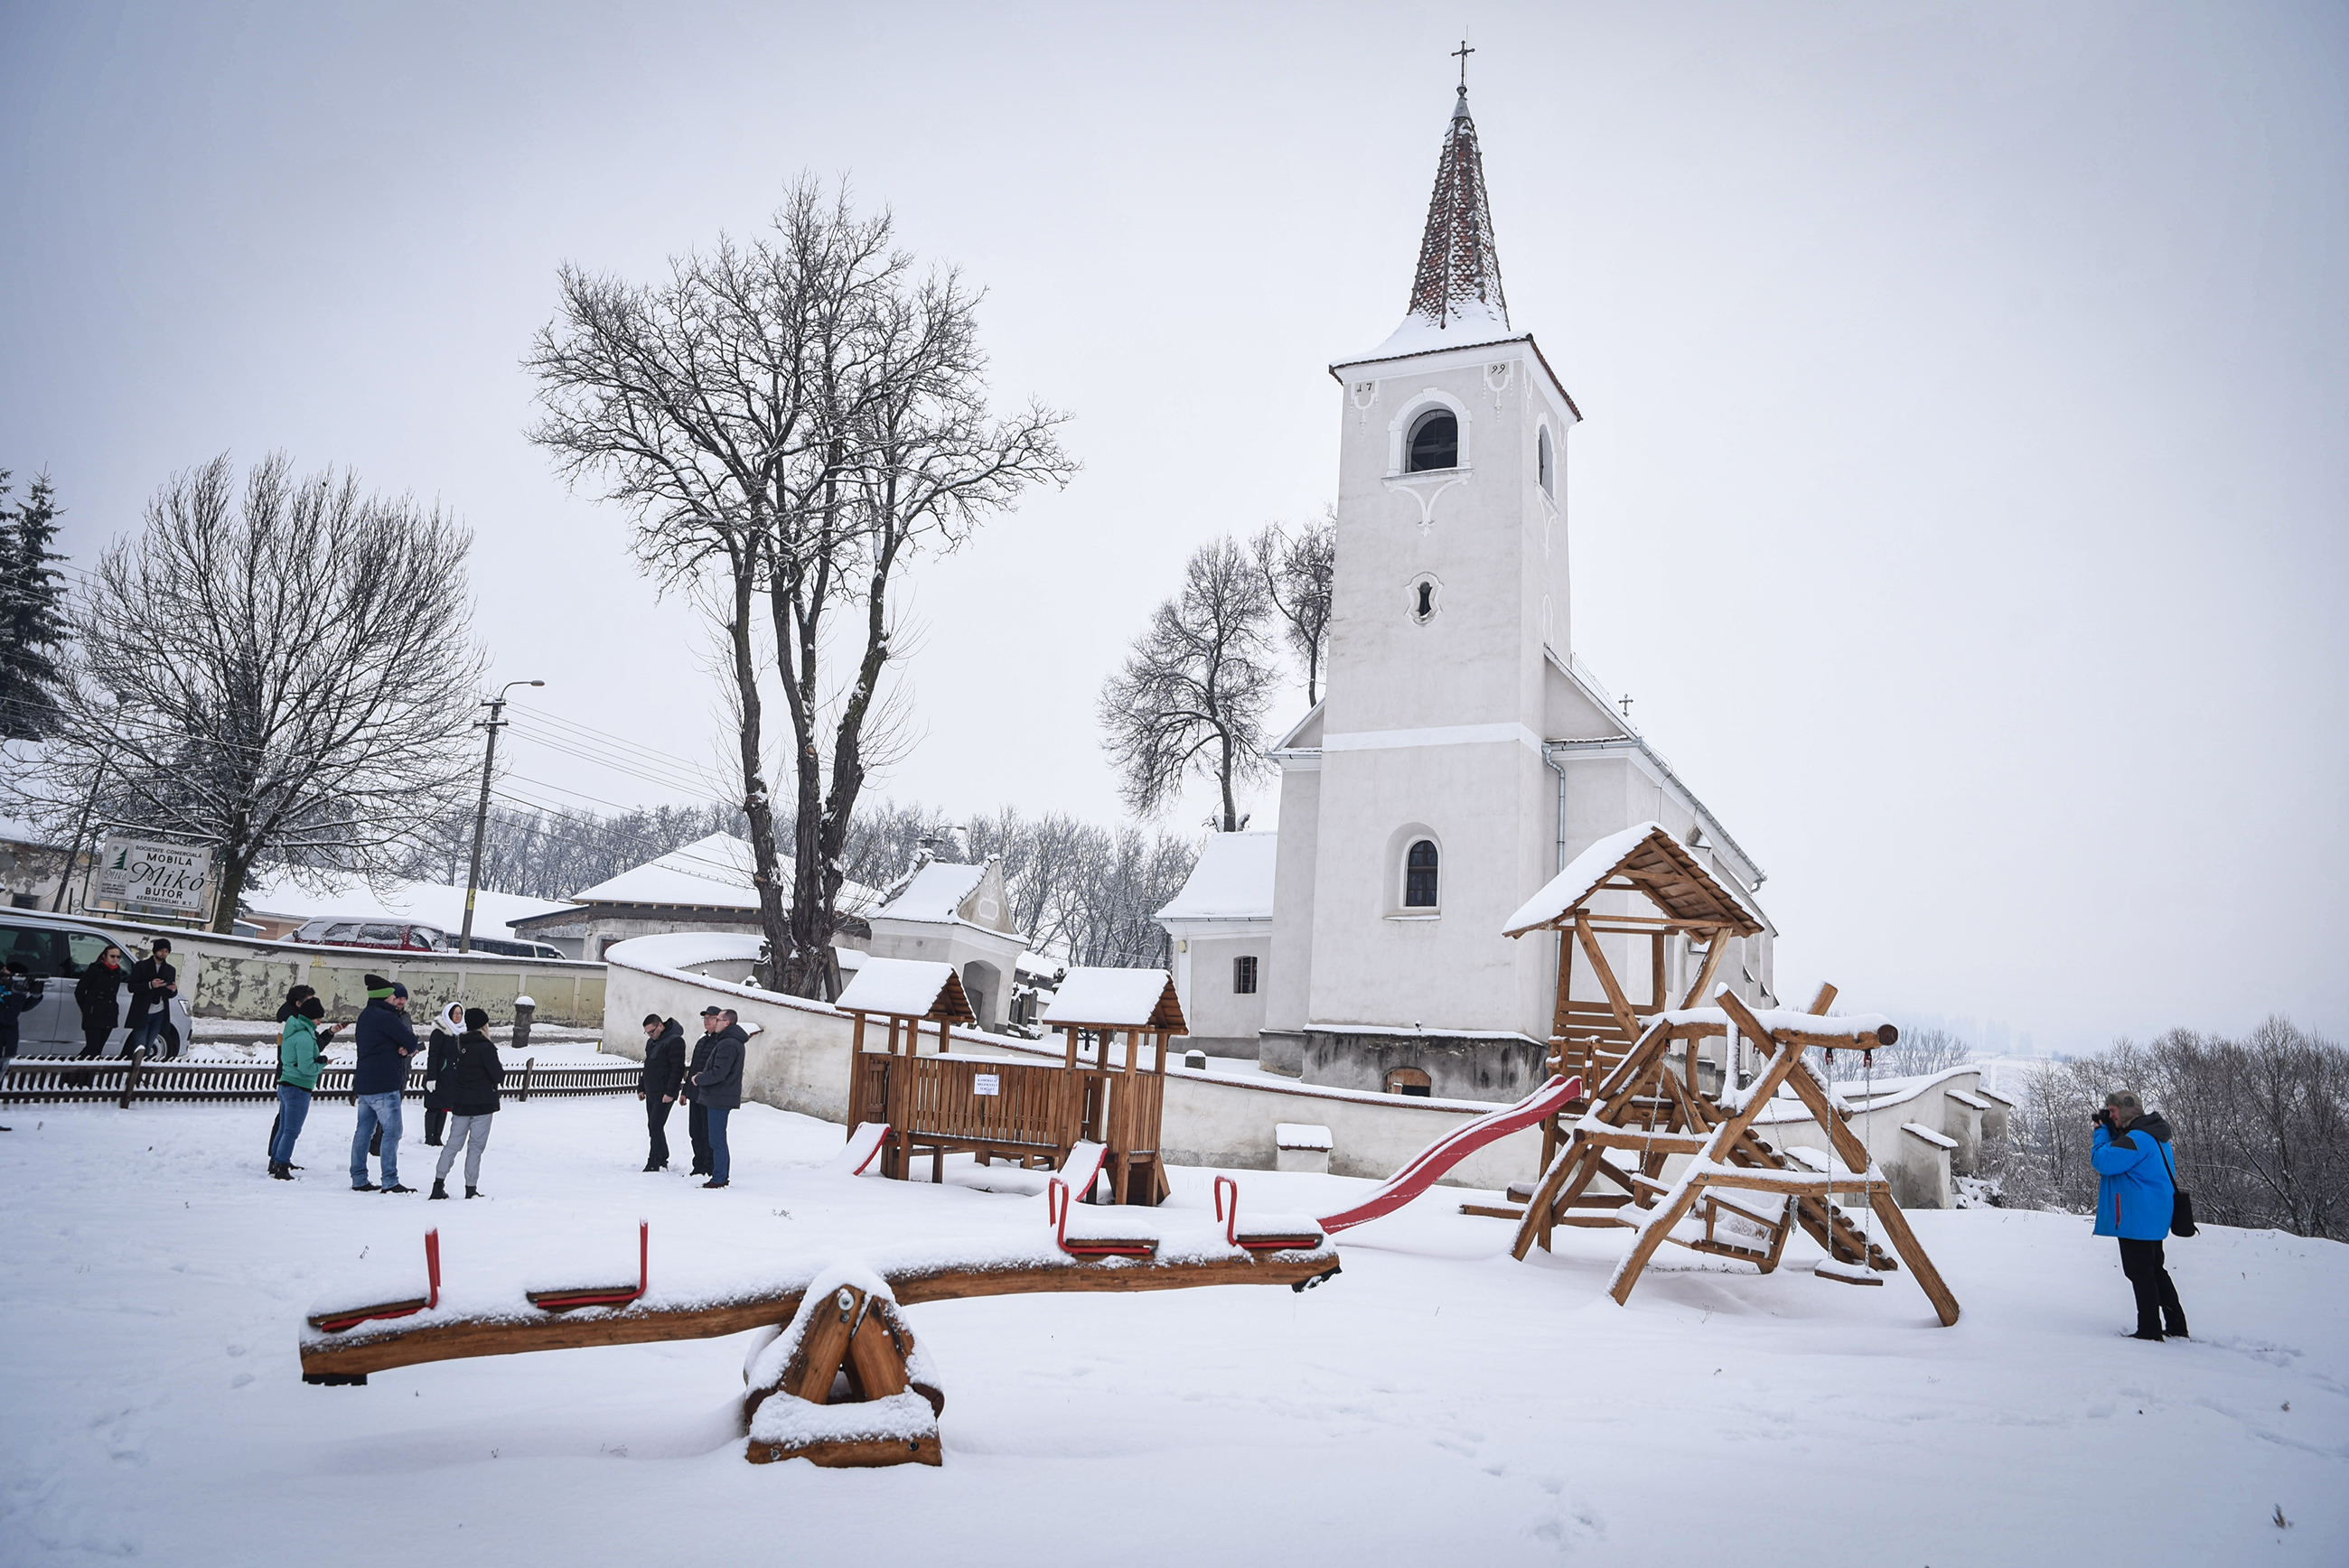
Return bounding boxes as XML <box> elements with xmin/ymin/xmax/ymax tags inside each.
<box><xmin>2159</xmin><ymin>1143</ymin><xmax>2197</xmax><ymax>1237</ymax></box>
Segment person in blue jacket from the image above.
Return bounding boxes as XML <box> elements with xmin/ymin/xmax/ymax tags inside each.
<box><xmin>350</xmin><ymin>975</ymin><xmax>419</xmax><ymax>1193</ymax></box>
<box><xmin>2092</xmin><ymin>1089</ymin><xmax>2189</xmax><ymax>1340</ymax></box>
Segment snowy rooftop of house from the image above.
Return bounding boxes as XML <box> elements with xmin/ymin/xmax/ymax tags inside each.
<box><xmin>1155</xmin><ymin>831</ymin><xmax>1277</xmax><ymax>923</ymax></box>
<box><xmin>563</xmin><ymin>834</ymin><xmax>876</xmax><ymax>916</ymax></box>
<box><xmin>1502</xmin><ymin>821</ymin><xmax>1764</xmax><ymax>938</ymax></box>
<box><xmin>1040</xmin><ymin>967</ymin><xmax>1186</xmax><ymax>1031</ymax></box>
<box><xmin>239</xmin><ymin>873</ymin><xmax>572</xmax><ymax>938</ymax></box>
<box><xmin>833</xmin><ymin>957</ymin><xmax>973</xmax><ymax>1022</ymax></box>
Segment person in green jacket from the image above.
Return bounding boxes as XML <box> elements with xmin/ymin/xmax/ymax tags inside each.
<box><xmin>270</xmin><ymin>997</ymin><xmax>327</xmax><ymax>1181</ymax></box>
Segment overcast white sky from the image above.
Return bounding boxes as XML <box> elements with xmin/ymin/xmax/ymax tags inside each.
<box><xmin>4</xmin><ymin>2</ymin><xmax>2343</xmax><ymax>1054</ymax></box>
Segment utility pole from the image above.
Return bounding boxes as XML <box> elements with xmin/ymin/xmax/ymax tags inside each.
<box><xmin>458</xmin><ymin>679</ymin><xmax>544</xmax><ymax>953</ymax></box>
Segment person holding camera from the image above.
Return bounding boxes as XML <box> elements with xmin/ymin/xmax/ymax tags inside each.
<box><xmin>2092</xmin><ymin>1089</ymin><xmax>2189</xmax><ymax>1341</ymax></box>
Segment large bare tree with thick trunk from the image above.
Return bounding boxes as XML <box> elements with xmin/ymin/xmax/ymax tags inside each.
<box><xmin>1099</xmin><ymin>535</ymin><xmax>1278</xmax><ymax>833</ymax></box>
<box><xmin>528</xmin><ymin>180</ymin><xmax>1072</xmax><ymax>996</ymax></box>
<box><xmin>22</xmin><ymin>454</ymin><xmax>482</xmax><ymax>930</ymax></box>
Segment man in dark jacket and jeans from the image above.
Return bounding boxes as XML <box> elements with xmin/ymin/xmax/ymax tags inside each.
<box><xmin>351</xmin><ymin>975</ymin><xmax>418</xmax><ymax>1192</ymax></box>
<box><xmin>681</xmin><ymin>1009</ymin><xmax>723</xmax><ymax>1176</ymax></box>
<box><xmin>689</xmin><ymin>1008</ymin><xmax>747</xmax><ymax>1189</ymax></box>
<box><xmin>637</xmin><ymin>1014</ymin><xmax>687</xmax><ymax>1171</ymax></box>
<box><xmin>2092</xmin><ymin>1089</ymin><xmax>2190</xmax><ymax>1341</ymax></box>
<box><xmin>123</xmin><ymin>940</ymin><xmax>180</xmax><ymax>1059</ymax></box>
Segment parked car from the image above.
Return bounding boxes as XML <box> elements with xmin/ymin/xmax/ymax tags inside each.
<box><xmin>287</xmin><ymin>918</ymin><xmax>447</xmax><ymax>952</ymax></box>
<box><xmin>0</xmin><ymin>913</ymin><xmax>196</xmax><ymax>1056</ymax></box>
<box><xmin>458</xmin><ymin>935</ymin><xmax>571</xmax><ymax>960</ymax></box>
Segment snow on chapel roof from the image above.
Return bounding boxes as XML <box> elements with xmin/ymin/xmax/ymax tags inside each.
<box><xmin>1155</xmin><ymin>831</ymin><xmax>1277</xmax><ymax>923</ymax></box>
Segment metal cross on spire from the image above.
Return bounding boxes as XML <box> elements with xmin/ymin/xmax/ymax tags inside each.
<box><xmin>1453</xmin><ymin>38</ymin><xmax>1475</xmax><ymax>92</ymax></box>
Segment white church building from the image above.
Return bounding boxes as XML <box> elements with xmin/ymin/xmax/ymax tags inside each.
<box><xmin>1160</xmin><ymin>83</ymin><xmax>1777</xmax><ymax>1102</ymax></box>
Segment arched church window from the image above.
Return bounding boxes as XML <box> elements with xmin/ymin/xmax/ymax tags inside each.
<box><xmin>1404</xmin><ymin>839</ymin><xmax>1439</xmax><ymax>907</ymax></box>
<box><xmin>1538</xmin><ymin>425</ymin><xmax>1555</xmax><ymax>497</ymax></box>
<box><xmin>1406</xmin><ymin>409</ymin><xmax>1458</xmax><ymax>472</ymax></box>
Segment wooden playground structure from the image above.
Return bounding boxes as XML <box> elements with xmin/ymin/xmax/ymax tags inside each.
<box><xmin>1499</xmin><ymin>823</ymin><xmax>1961</xmax><ymax>1324</ymax></box>
<box><xmin>838</xmin><ymin>959</ymin><xmax>1184</xmax><ymax>1206</ymax></box>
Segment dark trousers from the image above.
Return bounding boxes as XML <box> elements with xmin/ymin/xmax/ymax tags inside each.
<box><xmin>687</xmin><ymin>1101</ymin><xmax>711</xmax><ymax>1173</ymax></box>
<box><xmin>80</xmin><ymin>1019</ymin><xmax>112</xmax><ymax>1058</ymax></box>
<box><xmin>425</xmin><ymin>1107</ymin><xmax>447</xmax><ymax>1143</ymax></box>
<box><xmin>2119</xmin><ymin>1237</ymin><xmax>2188</xmax><ymax>1336</ymax></box>
<box><xmin>646</xmin><ymin>1096</ymin><xmax>675</xmax><ymax>1167</ymax></box>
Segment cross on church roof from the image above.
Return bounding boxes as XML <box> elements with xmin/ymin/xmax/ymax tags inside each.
<box><xmin>1453</xmin><ymin>38</ymin><xmax>1474</xmax><ymax>92</ymax></box>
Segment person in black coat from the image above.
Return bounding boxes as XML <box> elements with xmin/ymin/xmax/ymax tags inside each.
<box><xmin>421</xmin><ymin>1003</ymin><xmax>463</xmax><ymax>1146</ymax></box>
<box><xmin>123</xmin><ymin>940</ymin><xmax>180</xmax><ymax>1059</ymax></box>
<box><xmin>689</xmin><ymin>1011</ymin><xmax>747</xmax><ymax>1190</ymax></box>
<box><xmin>73</xmin><ymin>943</ymin><xmax>126</xmax><ymax>1058</ymax></box>
<box><xmin>428</xmin><ymin>1008</ymin><xmax>504</xmax><ymax>1199</ymax></box>
<box><xmin>0</xmin><ymin>961</ymin><xmax>40</xmax><ymax>1066</ymax></box>
<box><xmin>681</xmin><ymin>1009</ymin><xmax>723</xmax><ymax>1176</ymax></box>
<box><xmin>636</xmin><ymin>1013</ymin><xmax>687</xmax><ymax>1171</ymax></box>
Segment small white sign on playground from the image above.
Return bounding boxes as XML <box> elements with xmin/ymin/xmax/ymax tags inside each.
<box><xmin>972</xmin><ymin>1074</ymin><xmax>1000</xmax><ymax>1097</ymax></box>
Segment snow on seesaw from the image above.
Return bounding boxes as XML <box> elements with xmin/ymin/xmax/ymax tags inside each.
<box><xmin>1</xmin><ymin>1098</ymin><xmax>2343</xmax><ymax>1567</ymax></box>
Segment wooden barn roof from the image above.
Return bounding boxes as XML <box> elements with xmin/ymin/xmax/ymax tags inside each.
<box><xmin>1502</xmin><ymin>820</ymin><xmax>1764</xmax><ymax>939</ymax></box>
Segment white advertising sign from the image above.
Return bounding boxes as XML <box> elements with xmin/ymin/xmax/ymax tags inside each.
<box><xmin>971</xmin><ymin>1073</ymin><xmax>1000</xmax><ymax>1097</ymax></box>
<box><xmin>94</xmin><ymin>835</ymin><xmax>213</xmax><ymax>916</ymax></box>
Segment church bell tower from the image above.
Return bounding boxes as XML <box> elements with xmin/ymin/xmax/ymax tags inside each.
<box><xmin>1260</xmin><ymin>79</ymin><xmax>1586</xmax><ymax>1098</ymax></box>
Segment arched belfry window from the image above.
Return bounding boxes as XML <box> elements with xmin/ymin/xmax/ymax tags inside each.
<box><xmin>1538</xmin><ymin>425</ymin><xmax>1555</xmax><ymax>497</ymax></box>
<box><xmin>1404</xmin><ymin>839</ymin><xmax>1440</xmax><ymax>907</ymax></box>
<box><xmin>1406</xmin><ymin>408</ymin><xmax>1459</xmax><ymax>472</ymax></box>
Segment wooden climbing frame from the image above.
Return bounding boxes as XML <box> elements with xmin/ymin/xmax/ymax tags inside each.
<box><xmin>1502</xmin><ymin>825</ymin><xmax>1961</xmax><ymax>1324</ymax></box>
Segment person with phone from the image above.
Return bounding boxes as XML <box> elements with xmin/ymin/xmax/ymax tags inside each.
<box><xmin>2092</xmin><ymin>1089</ymin><xmax>2190</xmax><ymax>1341</ymax></box>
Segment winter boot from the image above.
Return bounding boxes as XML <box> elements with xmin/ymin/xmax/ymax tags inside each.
<box><xmin>351</xmin><ymin>1181</ymin><xmax>379</xmax><ymax>1192</ymax></box>
<box><xmin>643</xmin><ymin>1158</ymin><xmax>662</xmax><ymax>1172</ymax></box>
<box><xmin>382</xmin><ymin>1182</ymin><xmax>416</xmax><ymax>1194</ymax></box>
<box><xmin>428</xmin><ymin>1179</ymin><xmax>449</xmax><ymax>1200</ymax></box>
<box><xmin>270</xmin><ymin>1162</ymin><xmax>294</xmax><ymax>1181</ymax></box>
<box><xmin>464</xmin><ymin>1186</ymin><xmax>482</xmax><ymax>1199</ymax></box>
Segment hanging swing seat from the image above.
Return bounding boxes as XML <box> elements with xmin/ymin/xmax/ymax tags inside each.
<box><xmin>1811</xmin><ymin>1257</ymin><xmax>1886</xmax><ymax>1286</ymax></box>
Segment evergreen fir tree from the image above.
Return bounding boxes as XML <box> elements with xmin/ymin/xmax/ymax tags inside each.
<box><xmin>0</xmin><ymin>470</ymin><xmax>70</xmax><ymax>741</ymax></box>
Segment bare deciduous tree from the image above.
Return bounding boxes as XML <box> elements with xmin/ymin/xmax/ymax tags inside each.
<box><xmin>529</xmin><ymin>179</ymin><xmax>1072</xmax><ymax>999</ymax></box>
<box><xmin>1100</xmin><ymin>536</ymin><xmax>1278</xmax><ymax>833</ymax></box>
<box><xmin>27</xmin><ymin>454</ymin><xmax>482</xmax><ymax>930</ymax></box>
<box><xmin>1253</xmin><ymin>510</ymin><xmax>1334</xmax><ymax>706</ymax></box>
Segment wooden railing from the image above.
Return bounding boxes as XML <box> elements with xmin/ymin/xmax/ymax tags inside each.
<box><xmin>880</xmin><ymin>1056</ymin><xmax>1077</xmax><ymax>1158</ymax></box>
<box><xmin>0</xmin><ymin>1054</ymin><xmax>639</xmax><ymax>1106</ymax></box>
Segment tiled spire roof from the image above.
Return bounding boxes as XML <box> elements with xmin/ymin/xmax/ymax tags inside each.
<box><xmin>1404</xmin><ymin>88</ymin><xmax>1508</xmax><ymax>333</ymax></box>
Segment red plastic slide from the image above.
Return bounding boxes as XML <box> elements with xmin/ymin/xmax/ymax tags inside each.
<box><xmin>1316</xmin><ymin>1074</ymin><xmax>1583</xmax><ymax>1235</ymax></box>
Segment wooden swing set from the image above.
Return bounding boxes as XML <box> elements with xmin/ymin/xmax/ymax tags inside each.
<box><xmin>1498</xmin><ymin>823</ymin><xmax>1960</xmax><ymax>1324</ymax></box>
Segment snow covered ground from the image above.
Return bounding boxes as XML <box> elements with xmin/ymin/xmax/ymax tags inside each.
<box><xmin>2</xmin><ymin>1100</ymin><xmax>2343</xmax><ymax>1566</ymax></box>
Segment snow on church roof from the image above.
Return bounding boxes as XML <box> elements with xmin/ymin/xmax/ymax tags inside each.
<box><xmin>1336</xmin><ymin>86</ymin><xmax>1511</xmax><ymax>367</ymax></box>
<box><xmin>1502</xmin><ymin>821</ymin><xmax>1764</xmax><ymax>938</ymax></box>
<box><xmin>1155</xmin><ymin>831</ymin><xmax>1277</xmax><ymax>923</ymax></box>
<box><xmin>872</xmin><ymin>859</ymin><xmax>988</xmax><ymax>926</ymax></box>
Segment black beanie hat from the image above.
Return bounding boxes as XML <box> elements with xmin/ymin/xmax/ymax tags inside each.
<box><xmin>464</xmin><ymin>1006</ymin><xmax>490</xmax><ymax>1031</ymax></box>
<box><xmin>296</xmin><ymin>996</ymin><xmax>326</xmax><ymax>1020</ymax></box>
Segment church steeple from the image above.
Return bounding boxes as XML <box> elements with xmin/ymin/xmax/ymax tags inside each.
<box><xmin>1403</xmin><ymin>86</ymin><xmax>1509</xmax><ymax>334</ymax></box>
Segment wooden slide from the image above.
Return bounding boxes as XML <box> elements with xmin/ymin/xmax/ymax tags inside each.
<box><xmin>1316</xmin><ymin>1074</ymin><xmax>1582</xmax><ymax>1235</ymax></box>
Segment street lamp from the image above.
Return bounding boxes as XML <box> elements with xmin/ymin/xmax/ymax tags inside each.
<box><xmin>458</xmin><ymin>679</ymin><xmax>544</xmax><ymax>954</ymax></box>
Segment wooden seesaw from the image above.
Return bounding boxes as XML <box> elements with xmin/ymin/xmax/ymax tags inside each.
<box><xmin>296</xmin><ymin>1139</ymin><xmax>1340</xmax><ymax>1468</ymax></box>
